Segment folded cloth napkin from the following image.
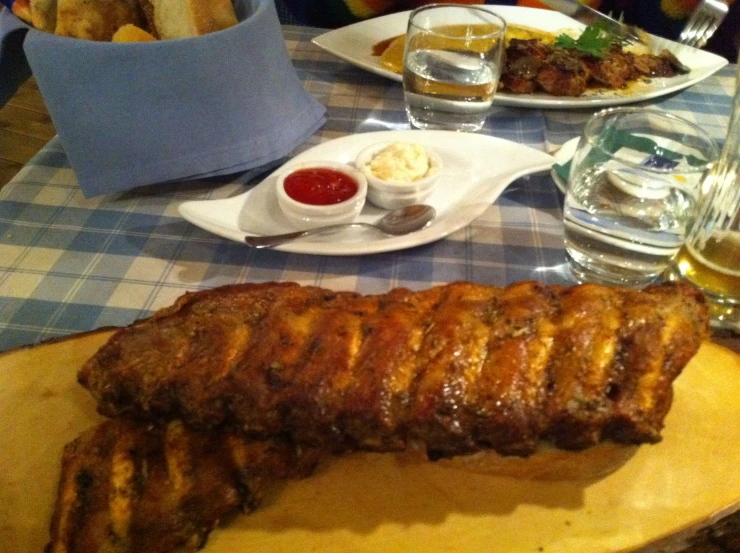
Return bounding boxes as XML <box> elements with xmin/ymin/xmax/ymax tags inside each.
<box><xmin>0</xmin><ymin>7</ymin><xmax>31</xmax><ymax>107</ymax></box>
<box><xmin>21</xmin><ymin>0</ymin><xmax>326</xmax><ymax>197</ymax></box>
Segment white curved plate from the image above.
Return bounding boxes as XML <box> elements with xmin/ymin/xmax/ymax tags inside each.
<box><xmin>312</xmin><ymin>6</ymin><xmax>728</xmax><ymax>110</ymax></box>
<box><xmin>551</xmin><ymin>136</ymin><xmax>580</xmax><ymax>194</ymax></box>
<box><xmin>179</xmin><ymin>130</ymin><xmax>555</xmax><ymax>256</ymax></box>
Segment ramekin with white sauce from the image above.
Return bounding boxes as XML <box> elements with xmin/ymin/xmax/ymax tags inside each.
<box><xmin>355</xmin><ymin>142</ymin><xmax>442</xmax><ymax>209</ymax></box>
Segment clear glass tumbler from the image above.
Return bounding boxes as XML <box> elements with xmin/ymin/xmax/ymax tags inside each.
<box><xmin>403</xmin><ymin>5</ymin><xmax>506</xmax><ymax>132</ymax></box>
<box><xmin>670</xmin><ymin>61</ymin><xmax>740</xmax><ymax>331</ymax></box>
<box><xmin>564</xmin><ymin>107</ymin><xmax>719</xmax><ymax>287</ymax></box>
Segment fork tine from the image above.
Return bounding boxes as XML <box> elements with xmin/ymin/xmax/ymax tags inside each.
<box><xmin>689</xmin><ymin>16</ymin><xmax>712</xmax><ymax>48</ymax></box>
<box><xmin>678</xmin><ymin>12</ymin><xmax>702</xmax><ymax>45</ymax></box>
<box><xmin>696</xmin><ymin>20</ymin><xmax>721</xmax><ymax>49</ymax></box>
<box><xmin>680</xmin><ymin>14</ymin><xmax>710</xmax><ymax>48</ymax></box>
<box><xmin>678</xmin><ymin>0</ymin><xmax>729</xmax><ymax>48</ymax></box>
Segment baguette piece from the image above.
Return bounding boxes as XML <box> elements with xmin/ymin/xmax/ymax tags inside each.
<box><xmin>149</xmin><ymin>0</ymin><xmax>238</xmax><ymax>40</ymax></box>
<box><xmin>55</xmin><ymin>0</ymin><xmax>146</xmax><ymax>41</ymax></box>
<box><xmin>29</xmin><ymin>0</ymin><xmax>57</xmax><ymax>32</ymax></box>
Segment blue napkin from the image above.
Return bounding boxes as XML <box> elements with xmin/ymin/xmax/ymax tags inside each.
<box><xmin>20</xmin><ymin>0</ymin><xmax>326</xmax><ymax>197</ymax></box>
<box><xmin>0</xmin><ymin>7</ymin><xmax>31</xmax><ymax>106</ymax></box>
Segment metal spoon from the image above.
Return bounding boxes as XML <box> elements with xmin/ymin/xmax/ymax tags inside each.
<box><xmin>244</xmin><ymin>204</ymin><xmax>436</xmax><ymax>249</ymax></box>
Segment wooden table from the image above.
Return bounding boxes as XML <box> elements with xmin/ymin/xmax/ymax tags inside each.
<box><xmin>0</xmin><ymin>77</ymin><xmax>55</xmax><ymax>188</ymax></box>
<box><xmin>1</xmin><ymin>70</ymin><xmax>738</xmax><ymax>553</ymax></box>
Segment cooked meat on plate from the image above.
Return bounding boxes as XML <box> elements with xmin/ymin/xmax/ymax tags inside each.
<box><xmin>46</xmin><ymin>418</ymin><xmax>322</xmax><ymax>553</ymax></box>
<box><xmin>45</xmin><ymin>280</ymin><xmax>710</xmax><ymax>553</ymax></box>
<box><xmin>500</xmin><ymin>38</ymin><xmax>688</xmax><ymax>97</ymax></box>
<box><xmin>79</xmin><ymin>281</ymin><xmax>709</xmax><ymax>458</ymax></box>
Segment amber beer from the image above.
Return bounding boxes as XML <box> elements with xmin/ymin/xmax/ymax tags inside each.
<box><xmin>672</xmin><ymin>177</ymin><xmax>740</xmax><ymax>325</ymax></box>
<box><xmin>672</xmin><ymin>57</ymin><xmax>740</xmax><ymax>327</ymax></box>
<box><xmin>673</xmin><ymin>233</ymin><xmax>740</xmax><ymax>299</ymax></box>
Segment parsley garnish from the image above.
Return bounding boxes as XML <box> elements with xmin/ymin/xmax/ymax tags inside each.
<box><xmin>554</xmin><ymin>23</ymin><xmax>626</xmax><ymax>58</ymax></box>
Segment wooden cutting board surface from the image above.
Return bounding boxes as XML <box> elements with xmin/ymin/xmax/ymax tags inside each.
<box><xmin>1</xmin><ymin>331</ymin><xmax>739</xmax><ymax>553</ymax></box>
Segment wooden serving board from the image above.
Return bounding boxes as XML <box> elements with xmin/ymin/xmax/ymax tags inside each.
<box><xmin>1</xmin><ymin>332</ymin><xmax>739</xmax><ymax>553</ymax></box>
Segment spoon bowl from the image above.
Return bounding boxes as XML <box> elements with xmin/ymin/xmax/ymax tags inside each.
<box><xmin>244</xmin><ymin>204</ymin><xmax>436</xmax><ymax>249</ymax></box>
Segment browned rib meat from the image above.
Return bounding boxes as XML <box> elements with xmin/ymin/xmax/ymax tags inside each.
<box><xmin>46</xmin><ymin>418</ymin><xmax>322</xmax><ymax>553</ymax></box>
<box><xmin>500</xmin><ymin>40</ymin><xmax>683</xmax><ymax>96</ymax></box>
<box><xmin>79</xmin><ymin>281</ymin><xmax>709</xmax><ymax>457</ymax></box>
<box><xmin>536</xmin><ymin>50</ymin><xmax>590</xmax><ymax>97</ymax></box>
<box><xmin>500</xmin><ymin>39</ymin><xmax>546</xmax><ymax>94</ymax></box>
<box><xmin>582</xmin><ymin>49</ymin><xmax>637</xmax><ymax>89</ymax></box>
<box><xmin>632</xmin><ymin>51</ymin><xmax>682</xmax><ymax>77</ymax></box>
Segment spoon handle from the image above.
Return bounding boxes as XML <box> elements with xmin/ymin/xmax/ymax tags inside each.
<box><xmin>244</xmin><ymin>222</ymin><xmax>379</xmax><ymax>248</ymax></box>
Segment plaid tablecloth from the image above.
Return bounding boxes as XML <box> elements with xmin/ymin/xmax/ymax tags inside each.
<box><xmin>0</xmin><ymin>25</ymin><xmax>736</xmax><ymax>352</ymax></box>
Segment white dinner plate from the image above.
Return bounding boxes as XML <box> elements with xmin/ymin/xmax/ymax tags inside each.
<box><xmin>551</xmin><ymin>136</ymin><xmax>580</xmax><ymax>193</ymax></box>
<box><xmin>179</xmin><ymin>130</ymin><xmax>555</xmax><ymax>256</ymax></box>
<box><xmin>311</xmin><ymin>6</ymin><xmax>728</xmax><ymax>110</ymax></box>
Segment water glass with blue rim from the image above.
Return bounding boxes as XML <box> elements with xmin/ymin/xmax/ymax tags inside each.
<box><xmin>564</xmin><ymin>107</ymin><xmax>719</xmax><ymax>287</ymax></box>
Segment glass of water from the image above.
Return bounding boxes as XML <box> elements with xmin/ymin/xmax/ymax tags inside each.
<box><xmin>403</xmin><ymin>4</ymin><xmax>506</xmax><ymax>132</ymax></box>
<box><xmin>564</xmin><ymin>107</ymin><xmax>719</xmax><ymax>287</ymax></box>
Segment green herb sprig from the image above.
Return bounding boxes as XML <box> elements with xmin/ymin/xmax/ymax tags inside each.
<box><xmin>554</xmin><ymin>23</ymin><xmax>627</xmax><ymax>58</ymax></box>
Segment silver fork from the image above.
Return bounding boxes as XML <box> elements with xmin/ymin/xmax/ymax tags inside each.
<box><xmin>677</xmin><ymin>0</ymin><xmax>729</xmax><ymax>49</ymax></box>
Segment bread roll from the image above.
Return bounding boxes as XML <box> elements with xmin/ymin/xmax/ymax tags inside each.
<box><xmin>29</xmin><ymin>0</ymin><xmax>58</xmax><ymax>32</ymax></box>
<box><xmin>209</xmin><ymin>0</ymin><xmax>239</xmax><ymax>31</ymax></box>
<box><xmin>149</xmin><ymin>0</ymin><xmax>237</xmax><ymax>40</ymax></box>
<box><xmin>136</xmin><ymin>0</ymin><xmax>158</xmax><ymax>38</ymax></box>
<box><xmin>55</xmin><ymin>0</ymin><xmax>146</xmax><ymax>41</ymax></box>
<box><xmin>11</xmin><ymin>0</ymin><xmax>34</xmax><ymax>25</ymax></box>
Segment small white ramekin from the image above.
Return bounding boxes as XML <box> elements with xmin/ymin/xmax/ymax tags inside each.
<box><xmin>276</xmin><ymin>161</ymin><xmax>367</xmax><ymax>230</ymax></box>
<box><xmin>355</xmin><ymin>142</ymin><xmax>442</xmax><ymax>210</ymax></box>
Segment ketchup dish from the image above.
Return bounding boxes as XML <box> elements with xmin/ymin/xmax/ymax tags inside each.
<box><xmin>276</xmin><ymin>161</ymin><xmax>367</xmax><ymax>230</ymax></box>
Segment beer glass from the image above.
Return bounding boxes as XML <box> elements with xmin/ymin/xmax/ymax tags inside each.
<box><xmin>671</xmin><ymin>60</ymin><xmax>740</xmax><ymax>331</ymax></box>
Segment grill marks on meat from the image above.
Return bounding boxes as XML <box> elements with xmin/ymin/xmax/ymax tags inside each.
<box><xmin>51</xmin><ymin>281</ymin><xmax>709</xmax><ymax>552</ymax></box>
<box><xmin>500</xmin><ymin>39</ymin><xmax>687</xmax><ymax>96</ymax></box>
<box><xmin>546</xmin><ymin>285</ymin><xmax>624</xmax><ymax>448</ymax></box>
<box><xmin>46</xmin><ymin>419</ymin><xmax>322</xmax><ymax>553</ymax></box>
<box><xmin>79</xmin><ymin>281</ymin><xmax>709</xmax><ymax>458</ymax></box>
<box><xmin>454</xmin><ymin>283</ymin><xmax>557</xmax><ymax>456</ymax></box>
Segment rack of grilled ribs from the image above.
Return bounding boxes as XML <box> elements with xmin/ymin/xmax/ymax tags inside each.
<box><xmin>46</xmin><ymin>418</ymin><xmax>323</xmax><ymax>553</ymax></box>
<box><xmin>79</xmin><ymin>281</ymin><xmax>709</xmax><ymax>459</ymax></box>
<box><xmin>500</xmin><ymin>39</ymin><xmax>688</xmax><ymax>96</ymax></box>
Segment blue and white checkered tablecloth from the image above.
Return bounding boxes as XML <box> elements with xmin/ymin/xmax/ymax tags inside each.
<box><xmin>0</xmin><ymin>25</ymin><xmax>736</xmax><ymax>352</ymax></box>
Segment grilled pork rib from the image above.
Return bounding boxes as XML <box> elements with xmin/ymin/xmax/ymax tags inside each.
<box><xmin>79</xmin><ymin>281</ymin><xmax>709</xmax><ymax>458</ymax></box>
<box><xmin>46</xmin><ymin>419</ymin><xmax>322</xmax><ymax>553</ymax></box>
<box><xmin>500</xmin><ymin>39</ymin><xmax>688</xmax><ymax>96</ymax></box>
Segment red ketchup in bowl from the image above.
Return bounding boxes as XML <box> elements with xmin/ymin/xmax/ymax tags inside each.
<box><xmin>283</xmin><ymin>168</ymin><xmax>359</xmax><ymax>206</ymax></box>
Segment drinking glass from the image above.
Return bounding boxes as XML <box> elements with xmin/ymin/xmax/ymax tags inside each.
<box><xmin>402</xmin><ymin>5</ymin><xmax>506</xmax><ymax>132</ymax></box>
<box><xmin>564</xmin><ymin>107</ymin><xmax>719</xmax><ymax>287</ymax></box>
<box><xmin>670</xmin><ymin>60</ymin><xmax>740</xmax><ymax>331</ymax></box>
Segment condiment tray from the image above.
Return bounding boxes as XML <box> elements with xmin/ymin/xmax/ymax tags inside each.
<box><xmin>179</xmin><ymin>130</ymin><xmax>556</xmax><ymax>256</ymax></box>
